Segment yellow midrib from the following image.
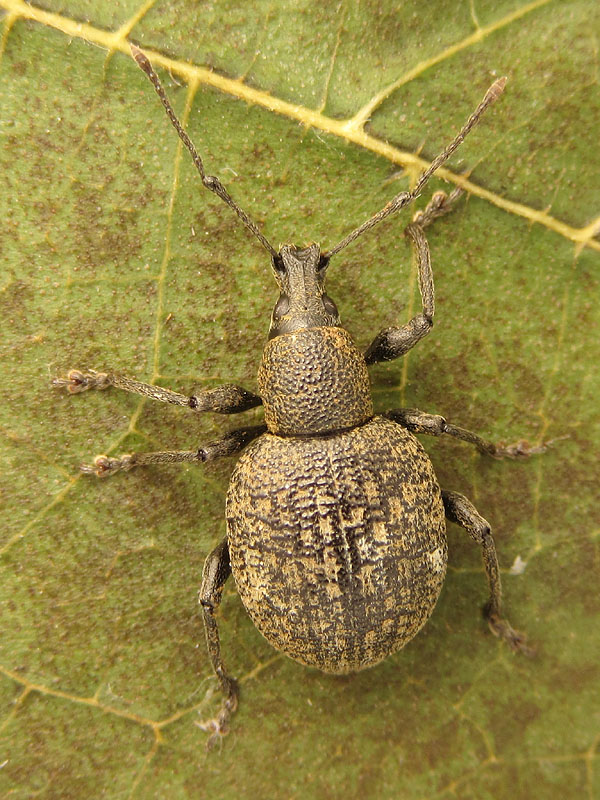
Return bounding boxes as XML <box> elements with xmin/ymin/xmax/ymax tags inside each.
<box><xmin>1</xmin><ymin>0</ymin><xmax>598</xmax><ymax>253</ymax></box>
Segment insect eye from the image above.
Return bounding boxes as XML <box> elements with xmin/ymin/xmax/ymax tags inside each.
<box><xmin>272</xmin><ymin>255</ymin><xmax>285</xmax><ymax>273</ymax></box>
<box><xmin>322</xmin><ymin>294</ymin><xmax>338</xmax><ymax>317</ymax></box>
<box><xmin>318</xmin><ymin>254</ymin><xmax>330</xmax><ymax>272</ymax></box>
<box><xmin>273</xmin><ymin>294</ymin><xmax>290</xmax><ymax>318</ymax></box>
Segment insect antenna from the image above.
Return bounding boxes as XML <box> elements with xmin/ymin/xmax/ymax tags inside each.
<box><xmin>131</xmin><ymin>45</ymin><xmax>278</xmax><ymax>259</ymax></box>
<box><xmin>324</xmin><ymin>77</ymin><xmax>507</xmax><ymax>258</ymax></box>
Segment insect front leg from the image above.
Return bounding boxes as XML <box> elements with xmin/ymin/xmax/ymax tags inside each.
<box><xmin>364</xmin><ymin>190</ymin><xmax>462</xmax><ymax>365</ymax></box>
<box><xmin>53</xmin><ymin>369</ymin><xmax>262</xmax><ymax>414</ymax></box>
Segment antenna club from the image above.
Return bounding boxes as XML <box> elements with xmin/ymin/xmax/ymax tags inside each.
<box><xmin>325</xmin><ymin>78</ymin><xmax>507</xmax><ymax>257</ymax></box>
<box><xmin>131</xmin><ymin>45</ymin><xmax>278</xmax><ymax>259</ymax></box>
<box><xmin>130</xmin><ymin>43</ymin><xmax>152</xmax><ymax>75</ymax></box>
<box><xmin>487</xmin><ymin>76</ymin><xmax>508</xmax><ymax>103</ymax></box>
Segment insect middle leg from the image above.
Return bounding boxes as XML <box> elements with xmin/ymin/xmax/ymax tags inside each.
<box><xmin>81</xmin><ymin>424</ymin><xmax>267</xmax><ymax>477</ymax></box>
<box><xmin>53</xmin><ymin>369</ymin><xmax>262</xmax><ymax>414</ymax></box>
<box><xmin>385</xmin><ymin>408</ymin><xmax>546</xmax><ymax>458</ymax></box>
<box><xmin>441</xmin><ymin>490</ymin><xmax>531</xmax><ymax>654</ymax></box>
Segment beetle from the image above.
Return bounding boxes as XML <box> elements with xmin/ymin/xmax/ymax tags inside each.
<box><xmin>54</xmin><ymin>46</ymin><xmax>538</xmax><ymax>743</ymax></box>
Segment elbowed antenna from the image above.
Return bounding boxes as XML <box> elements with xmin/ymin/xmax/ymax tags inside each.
<box><xmin>130</xmin><ymin>45</ymin><xmax>278</xmax><ymax>259</ymax></box>
<box><xmin>324</xmin><ymin>77</ymin><xmax>507</xmax><ymax>258</ymax></box>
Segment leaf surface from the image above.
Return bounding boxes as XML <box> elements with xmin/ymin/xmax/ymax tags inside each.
<box><xmin>0</xmin><ymin>1</ymin><xmax>599</xmax><ymax>798</ymax></box>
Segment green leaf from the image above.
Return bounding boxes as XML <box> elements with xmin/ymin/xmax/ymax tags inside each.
<box><xmin>1</xmin><ymin>1</ymin><xmax>598</xmax><ymax>798</ymax></box>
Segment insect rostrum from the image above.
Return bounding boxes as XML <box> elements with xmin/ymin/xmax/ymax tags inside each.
<box><xmin>54</xmin><ymin>46</ymin><xmax>538</xmax><ymax>745</ymax></box>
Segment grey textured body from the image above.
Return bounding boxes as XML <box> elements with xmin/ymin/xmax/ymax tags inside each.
<box><xmin>55</xmin><ymin>67</ymin><xmax>529</xmax><ymax>742</ymax></box>
<box><xmin>226</xmin><ymin>416</ymin><xmax>448</xmax><ymax>673</ymax></box>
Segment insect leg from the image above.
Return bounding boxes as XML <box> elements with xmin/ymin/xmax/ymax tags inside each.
<box><xmin>80</xmin><ymin>424</ymin><xmax>267</xmax><ymax>477</ymax></box>
<box><xmin>198</xmin><ymin>538</ymin><xmax>239</xmax><ymax>745</ymax></box>
<box><xmin>441</xmin><ymin>490</ymin><xmax>532</xmax><ymax>654</ymax></box>
<box><xmin>325</xmin><ymin>79</ymin><xmax>505</xmax><ymax>258</ymax></box>
<box><xmin>385</xmin><ymin>408</ymin><xmax>547</xmax><ymax>458</ymax></box>
<box><xmin>53</xmin><ymin>370</ymin><xmax>262</xmax><ymax>414</ymax></box>
<box><xmin>364</xmin><ymin>190</ymin><xmax>462</xmax><ymax>365</ymax></box>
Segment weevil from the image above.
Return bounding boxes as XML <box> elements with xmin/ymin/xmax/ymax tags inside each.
<box><xmin>54</xmin><ymin>47</ymin><xmax>539</xmax><ymax>742</ymax></box>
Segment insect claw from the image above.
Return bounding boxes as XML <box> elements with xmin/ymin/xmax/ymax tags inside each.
<box><xmin>52</xmin><ymin>369</ymin><xmax>88</xmax><ymax>393</ymax></box>
<box><xmin>492</xmin><ymin>438</ymin><xmax>562</xmax><ymax>458</ymax></box>
<box><xmin>487</xmin><ymin>612</ymin><xmax>535</xmax><ymax>657</ymax></box>
<box><xmin>195</xmin><ymin>716</ymin><xmax>229</xmax><ymax>750</ymax></box>
<box><xmin>80</xmin><ymin>454</ymin><xmax>134</xmax><ymax>477</ymax></box>
<box><xmin>52</xmin><ymin>369</ymin><xmax>110</xmax><ymax>393</ymax></box>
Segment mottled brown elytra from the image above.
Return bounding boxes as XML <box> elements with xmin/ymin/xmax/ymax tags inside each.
<box><xmin>54</xmin><ymin>47</ymin><xmax>539</xmax><ymax>746</ymax></box>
